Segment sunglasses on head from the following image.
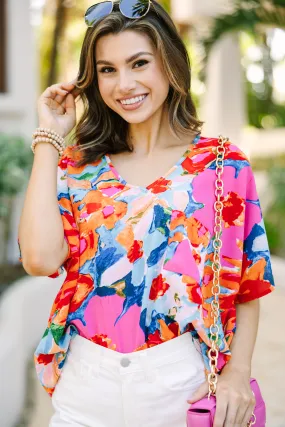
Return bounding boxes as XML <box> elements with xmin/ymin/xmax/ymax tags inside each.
<box><xmin>85</xmin><ymin>0</ymin><xmax>152</xmax><ymax>27</ymax></box>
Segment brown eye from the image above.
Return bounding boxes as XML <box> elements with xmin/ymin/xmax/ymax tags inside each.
<box><xmin>99</xmin><ymin>67</ymin><xmax>114</xmax><ymax>74</ymax></box>
<box><xmin>99</xmin><ymin>59</ymin><xmax>149</xmax><ymax>74</ymax></box>
<box><xmin>134</xmin><ymin>60</ymin><xmax>149</xmax><ymax>68</ymax></box>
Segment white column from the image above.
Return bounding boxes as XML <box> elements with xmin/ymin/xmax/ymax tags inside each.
<box><xmin>200</xmin><ymin>33</ymin><xmax>246</xmax><ymax>146</ymax></box>
<box><xmin>0</xmin><ymin>0</ymin><xmax>38</xmax><ymax>263</ymax></box>
<box><xmin>171</xmin><ymin>0</ymin><xmax>233</xmax><ymax>24</ymax></box>
<box><xmin>170</xmin><ymin>0</ymin><xmax>245</xmax><ymax>146</ymax></box>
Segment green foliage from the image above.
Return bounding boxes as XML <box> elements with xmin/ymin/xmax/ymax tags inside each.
<box><xmin>158</xmin><ymin>0</ymin><xmax>171</xmax><ymax>14</ymax></box>
<box><xmin>251</xmin><ymin>153</ymin><xmax>285</xmax><ymax>171</ymax></box>
<box><xmin>247</xmin><ymin>80</ymin><xmax>285</xmax><ymax>129</ymax></box>
<box><xmin>0</xmin><ymin>134</ymin><xmax>33</xmax><ymax>218</ymax></box>
<box><xmin>264</xmin><ymin>165</ymin><xmax>285</xmax><ymax>256</ymax></box>
<box><xmin>251</xmin><ymin>153</ymin><xmax>285</xmax><ymax>255</ymax></box>
<box><xmin>199</xmin><ymin>0</ymin><xmax>285</xmax><ymax>81</ymax></box>
<box><xmin>198</xmin><ymin>0</ymin><xmax>285</xmax><ymax>130</ymax></box>
<box><xmin>264</xmin><ymin>217</ymin><xmax>282</xmax><ymax>253</ymax></box>
<box><xmin>268</xmin><ymin>166</ymin><xmax>285</xmax><ymax>210</ymax></box>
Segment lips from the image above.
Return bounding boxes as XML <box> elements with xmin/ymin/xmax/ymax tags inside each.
<box><xmin>116</xmin><ymin>93</ymin><xmax>149</xmax><ymax>111</ymax></box>
<box><xmin>117</xmin><ymin>93</ymin><xmax>148</xmax><ymax>102</ymax></box>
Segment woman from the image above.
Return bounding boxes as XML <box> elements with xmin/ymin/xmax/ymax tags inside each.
<box><xmin>18</xmin><ymin>1</ymin><xmax>275</xmax><ymax>426</ymax></box>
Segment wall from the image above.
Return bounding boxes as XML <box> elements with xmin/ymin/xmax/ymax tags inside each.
<box><xmin>0</xmin><ymin>0</ymin><xmax>38</xmax><ymax>264</ymax></box>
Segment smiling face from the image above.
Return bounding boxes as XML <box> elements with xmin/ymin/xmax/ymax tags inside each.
<box><xmin>95</xmin><ymin>30</ymin><xmax>170</xmax><ymax>123</ymax></box>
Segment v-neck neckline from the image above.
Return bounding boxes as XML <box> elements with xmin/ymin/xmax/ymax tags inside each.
<box><xmin>104</xmin><ymin>133</ymin><xmax>202</xmax><ymax>192</ymax></box>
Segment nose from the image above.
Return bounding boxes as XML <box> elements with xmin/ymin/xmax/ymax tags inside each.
<box><xmin>117</xmin><ymin>70</ymin><xmax>136</xmax><ymax>93</ymax></box>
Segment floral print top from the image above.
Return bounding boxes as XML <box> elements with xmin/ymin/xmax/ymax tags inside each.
<box><xmin>18</xmin><ymin>134</ymin><xmax>275</xmax><ymax>397</ymax></box>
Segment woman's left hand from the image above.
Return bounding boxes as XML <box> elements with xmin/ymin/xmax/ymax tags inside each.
<box><xmin>187</xmin><ymin>364</ymin><xmax>256</xmax><ymax>426</ymax></box>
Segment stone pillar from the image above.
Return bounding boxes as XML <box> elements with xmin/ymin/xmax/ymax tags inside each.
<box><xmin>170</xmin><ymin>0</ymin><xmax>246</xmax><ymax>147</ymax></box>
<box><xmin>200</xmin><ymin>33</ymin><xmax>246</xmax><ymax>145</ymax></box>
<box><xmin>171</xmin><ymin>0</ymin><xmax>233</xmax><ymax>25</ymax></box>
<box><xmin>0</xmin><ymin>0</ymin><xmax>38</xmax><ymax>264</ymax></box>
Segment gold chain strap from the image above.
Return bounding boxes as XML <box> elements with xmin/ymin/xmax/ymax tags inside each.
<box><xmin>208</xmin><ymin>135</ymin><xmax>256</xmax><ymax>427</ymax></box>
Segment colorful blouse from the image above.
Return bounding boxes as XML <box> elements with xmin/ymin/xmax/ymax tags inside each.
<box><xmin>18</xmin><ymin>135</ymin><xmax>275</xmax><ymax>397</ymax></box>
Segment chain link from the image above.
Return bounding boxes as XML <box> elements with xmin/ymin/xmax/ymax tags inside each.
<box><xmin>207</xmin><ymin>135</ymin><xmax>227</xmax><ymax>397</ymax></box>
<box><xmin>208</xmin><ymin>135</ymin><xmax>256</xmax><ymax>426</ymax></box>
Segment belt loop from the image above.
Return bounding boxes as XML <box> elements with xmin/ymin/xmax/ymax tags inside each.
<box><xmin>138</xmin><ymin>352</ymin><xmax>155</xmax><ymax>383</ymax></box>
<box><xmin>80</xmin><ymin>359</ymin><xmax>92</xmax><ymax>379</ymax></box>
<box><xmin>80</xmin><ymin>347</ymin><xmax>102</xmax><ymax>380</ymax></box>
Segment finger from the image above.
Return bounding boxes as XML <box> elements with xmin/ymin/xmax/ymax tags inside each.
<box><xmin>187</xmin><ymin>381</ymin><xmax>208</xmax><ymax>404</ymax></box>
<box><xmin>61</xmin><ymin>79</ymin><xmax>78</xmax><ymax>90</ymax></box>
<box><xmin>224</xmin><ymin>398</ymin><xmax>244</xmax><ymax>427</ymax></box>
<box><xmin>46</xmin><ymin>96</ymin><xmax>66</xmax><ymax>113</ymax></box>
<box><xmin>213</xmin><ymin>398</ymin><xmax>228</xmax><ymax>427</ymax></box>
<box><xmin>241</xmin><ymin>400</ymin><xmax>256</xmax><ymax>426</ymax></box>
<box><xmin>71</xmin><ymin>86</ymin><xmax>82</xmax><ymax>100</ymax></box>
<box><xmin>232</xmin><ymin>399</ymin><xmax>250</xmax><ymax>426</ymax></box>
<box><xmin>54</xmin><ymin>92</ymin><xmax>68</xmax><ymax>105</ymax></box>
<box><xmin>55</xmin><ymin>82</ymin><xmax>79</xmax><ymax>103</ymax></box>
<box><xmin>41</xmin><ymin>85</ymin><xmax>69</xmax><ymax>101</ymax></box>
<box><xmin>65</xmin><ymin>93</ymin><xmax>76</xmax><ymax>117</ymax></box>
<box><xmin>55</xmin><ymin>103</ymin><xmax>66</xmax><ymax>115</ymax></box>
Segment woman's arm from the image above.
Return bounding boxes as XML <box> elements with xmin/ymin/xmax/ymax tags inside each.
<box><xmin>225</xmin><ymin>299</ymin><xmax>260</xmax><ymax>374</ymax></box>
<box><xmin>18</xmin><ymin>143</ymin><xmax>69</xmax><ymax>276</ymax></box>
<box><xmin>18</xmin><ymin>81</ymin><xmax>78</xmax><ymax>276</ymax></box>
<box><xmin>210</xmin><ymin>300</ymin><xmax>260</xmax><ymax>426</ymax></box>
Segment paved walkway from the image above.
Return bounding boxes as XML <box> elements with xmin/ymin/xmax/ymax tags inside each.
<box><xmin>24</xmin><ymin>256</ymin><xmax>285</xmax><ymax>427</ymax></box>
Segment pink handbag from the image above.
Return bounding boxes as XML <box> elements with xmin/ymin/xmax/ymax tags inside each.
<box><xmin>187</xmin><ymin>136</ymin><xmax>266</xmax><ymax>427</ymax></box>
<box><xmin>187</xmin><ymin>378</ymin><xmax>266</xmax><ymax>426</ymax></box>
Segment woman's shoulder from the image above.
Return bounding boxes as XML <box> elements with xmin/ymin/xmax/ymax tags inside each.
<box><xmin>201</xmin><ymin>135</ymin><xmax>254</xmax><ymax>183</ymax></box>
<box><xmin>201</xmin><ymin>135</ymin><xmax>250</xmax><ymax>162</ymax></box>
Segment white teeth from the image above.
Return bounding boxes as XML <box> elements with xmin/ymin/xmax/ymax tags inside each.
<box><xmin>120</xmin><ymin>94</ymin><xmax>147</xmax><ymax>105</ymax></box>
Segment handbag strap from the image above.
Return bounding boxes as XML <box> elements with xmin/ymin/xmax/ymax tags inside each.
<box><xmin>207</xmin><ymin>135</ymin><xmax>227</xmax><ymax>397</ymax></box>
<box><xmin>209</xmin><ymin>136</ymin><xmax>256</xmax><ymax>427</ymax></box>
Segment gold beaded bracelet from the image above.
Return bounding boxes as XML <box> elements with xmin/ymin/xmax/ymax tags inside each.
<box><xmin>32</xmin><ymin>128</ymin><xmax>65</xmax><ymax>145</ymax></box>
<box><xmin>31</xmin><ymin>127</ymin><xmax>66</xmax><ymax>158</ymax></box>
<box><xmin>31</xmin><ymin>137</ymin><xmax>64</xmax><ymax>157</ymax></box>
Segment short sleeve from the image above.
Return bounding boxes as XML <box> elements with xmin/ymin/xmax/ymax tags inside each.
<box><xmin>18</xmin><ymin>148</ymin><xmax>77</xmax><ymax>278</ymax></box>
<box><xmin>235</xmin><ymin>173</ymin><xmax>275</xmax><ymax>304</ymax></box>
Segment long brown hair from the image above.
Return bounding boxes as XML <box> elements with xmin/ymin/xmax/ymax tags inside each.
<box><xmin>71</xmin><ymin>0</ymin><xmax>203</xmax><ymax>167</ymax></box>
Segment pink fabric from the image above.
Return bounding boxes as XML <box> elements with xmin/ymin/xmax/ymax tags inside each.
<box><xmin>164</xmin><ymin>239</ymin><xmax>200</xmax><ymax>281</ymax></box>
<box><xmin>72</xmin><ymin>294</ymin><xmax>145</xmax><ymax>352</ymax></box>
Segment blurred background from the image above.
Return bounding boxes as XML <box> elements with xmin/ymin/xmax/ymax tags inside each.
<box><xmin>0</xmin><ymin>0</ymin><xmax>284</xmax><ymax>426</ymax></box>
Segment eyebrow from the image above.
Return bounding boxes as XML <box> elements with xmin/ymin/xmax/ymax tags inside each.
<box><xmin>96</xmin><ymin>51</ymin><xmax>154</xmax><ymax>66</ymax></box>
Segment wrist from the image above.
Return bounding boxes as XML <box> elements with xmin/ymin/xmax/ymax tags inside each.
<box><xmin>38</xmin><ymin>125</ymin><xmax>66</xmax><ymax>139</ymax></box>
<box><xmin>32</xmin><ymin>128</ymin><xmax>65</xmax><ymax>158</ymax></box>
<box><xmin>223</xmin><ymin>360</ymin><xmax>252</xmax><ymax>377</ymax></box>
<box><xmin>33</xmin><ymin>141</ymin><xmax>61</xmax><ymax>157</ymax></box>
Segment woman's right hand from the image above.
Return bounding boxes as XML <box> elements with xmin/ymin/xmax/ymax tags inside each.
<box><xmin>37</xmin><ymin>80</ymin><xmax>81</xmax><ymax>138</ymax></box>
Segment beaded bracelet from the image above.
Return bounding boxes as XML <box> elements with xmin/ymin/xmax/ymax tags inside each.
<box><xmin>31</xmin><ymin>137</ymin><xmax>64</xmax><ymax>158</ymax></box>
<box><xmin>31</xmin><ymin>127</ymin><xmax>66</xmax><ymax>158</ymax></box>
<box><xmin>32</xmin><ymin>128</ymin><xmax>65</xmax><ymax>145</ymax></box>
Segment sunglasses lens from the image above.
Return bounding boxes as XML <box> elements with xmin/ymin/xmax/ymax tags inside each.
<box><xmin>85</xmin><ymin>2</ymin><xmax>113</xmax><ymax>26</ymax></box>
<box><xmin>120</xmin><ymin>0</ymin><xmax>150</xmax><ymax>19</ymax></box>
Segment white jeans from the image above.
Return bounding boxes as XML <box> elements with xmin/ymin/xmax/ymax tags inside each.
<box><xmin>50</xmin><ymin>332</ymin><xmax>206</xmax><ymax>427</ymax></box>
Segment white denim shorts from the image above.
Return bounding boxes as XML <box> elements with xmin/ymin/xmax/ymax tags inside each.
<box><xmin>50</xmin><ymin>332</ymin><xmax>206</xmax><ymax>427</ymax></box>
